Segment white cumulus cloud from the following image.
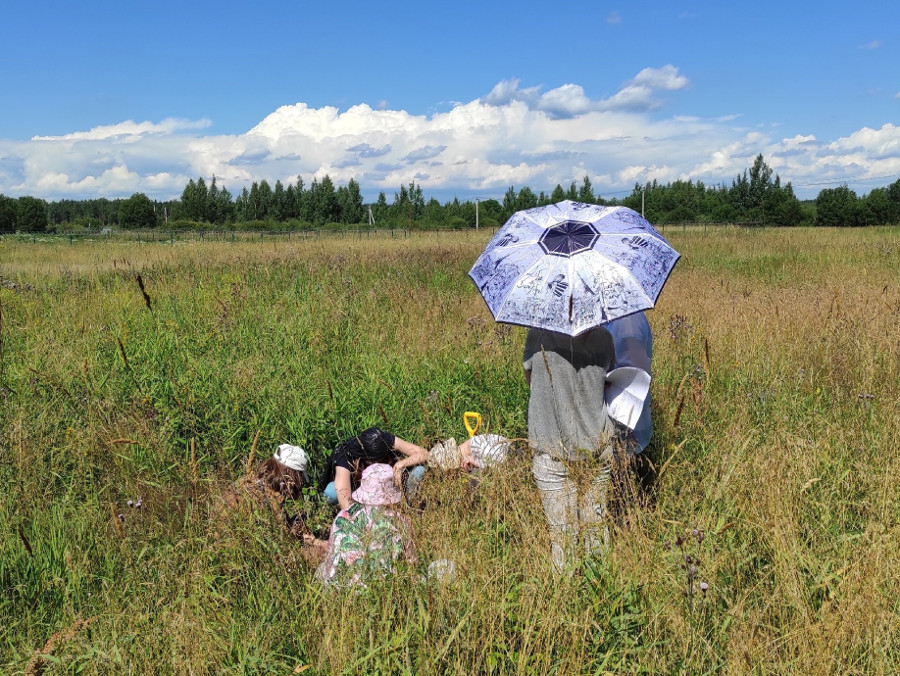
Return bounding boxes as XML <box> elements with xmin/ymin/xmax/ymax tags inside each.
<box><xmin>0</xmin><ymin>69</ymin><xmax>897</xmax><ymax>203</ymax></box>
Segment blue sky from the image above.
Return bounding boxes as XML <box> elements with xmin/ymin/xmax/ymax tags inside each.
<box><xmin>1</xmin><ymin>0</ymin><xmax>898</xmax><ymax>203</ymax></box>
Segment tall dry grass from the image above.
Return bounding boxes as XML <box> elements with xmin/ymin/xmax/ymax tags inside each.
<box><xmin>1</xmin><ymin>226</ymin><xmax>899</xmax><ymax>674</ymax></box>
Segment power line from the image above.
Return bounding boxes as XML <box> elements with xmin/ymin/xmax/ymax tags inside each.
<box><xmin>790</xmin><ymin>173</ymin><xmax>898</xmax><ymax>188</ymax></box>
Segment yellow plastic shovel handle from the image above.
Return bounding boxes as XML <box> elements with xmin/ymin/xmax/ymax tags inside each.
<box><xmin>464</xmin><ymin>411</ymin><xmax>482</xmax><ymax>438</ymax></box>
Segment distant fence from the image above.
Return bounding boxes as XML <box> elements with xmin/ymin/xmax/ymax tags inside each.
<box><xmin>0</xmin><ymin>222</ymin><xmax>761</xmax><ymax>245</ymax></box>
<box><xmin>0</xmin><ymin>227</ymin><xmax>486</xmax><ymax>244</ymax></box>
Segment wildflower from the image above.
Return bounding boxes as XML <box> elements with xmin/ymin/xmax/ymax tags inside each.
<box><xmin>117</xmin><ymin>514</ymin><xmax>125</xmax><ymax>522</ymax></box>
<box><xmin>699</xmin><ymin>582</ymin><xmax>709</xmax><ymax>593</ymax></box>
<box><xmin>697</xmin><ymin>529</ymin><xmax>705</xmax><ymax>543</ymax></box>
<box><xmin>127</xmin><ymin>500</ymin><xmax>134</xmax><ymax>508</ymax></box>
<box><xmin>135</xmin><ymin>499</ymin><xmax>143</xmax><ymax>508</ymax></box>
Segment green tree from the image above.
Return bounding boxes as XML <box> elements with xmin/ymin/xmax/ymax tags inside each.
<box><xmin>729</xmin><ymin>171</ymin><xmax>750</xmax><ymax>219</ymax></box>
<box><xmin>815</xmin><ymin>185</ymin><xmax>859</xmax><ymax>226</ymax></box>
<box><xmin>337</xmin><ymin>179</ymin><xmax>365</xmax><ymax>224</ymax></box>
<box><xmin>766</xmin><ymin>182</ymin><xmax>802</xmax><ymax>226</ymax></box>
<box><xmin>516</xmin><ymin>187</ymin><xmax>538</xmax><ymax>212</ymax></box>
<box><xmin>0</xmin><ymin>195</ymin><xmax>17</xmax><ymax>231</ymax></box>
<box><xmin>479</xmin><ymin>199</ymin><xmax>504</xmax><ymax>225</ymax></box>
<box><xmin>372</xmin><ymin>191</ymin><xmax>389</xmax><ymax>224</ymax></box>
<box><xmin>234</xmin><ymin>187</ymin><xmax>251</xmax><ymax>221</ymax></box>
<box><xmin>857</xmin><ymin>188</ymin><xmax>895</xmax><ymax>226</ymax></box>
<box><xmin>458</xmin><ymin>200</ymin><xmax>476</xmax><ymax>228</ymax></box>
<box><xmin>292</xmin><ymin>176</ymin><xmax>306</xmax><ymax>220</ymax></box>
<box><xmin>881</xmin><ymin>178</ymin><xmax>900</xmax><ymax>224</ymax></box>
<box><xmin>257</xmin><ymin>180</ymin><xmax>273</xmax><ymax>220</ymax></box>
<box><xmin>310</xmin><ymin>175</ymin><xmax>338</xmax><ymax>223</ymax></box>
<box><xmin>216</xmin><ymin>185</ymin><xmax>234</xmax><ymax>224</ymax></box>
<box><xmin>748</xmin><ymin>153</ymin><xmax>773</xmax><ymax>218</ymax></box>
<box><xmin>502</xmin><ymin>186</ymin><xmax>517</xmax><ymax>218</ymax></box>
<box><xmin>207</xmin><ymin>176</ymin><xmax>233</xmax><ymax>224</ymax></box>
<box><xmin>424</xmin><ymin>197</ymin><xmax>444</xmax><ymax>226</ymax></box>
<box><xmin>181</xmin><ymin>178</ymin><xmax>209</xmax><ymax>222</ymax></box>
<box><xmin>118</xmin><ymin>193</ymin><xmax>158</xmax><ymax>229</ymax></box>
<box><xmin>578</xmin><ymin>175</ymin><xmax>595</xmax><ymax>203</ymax></box>
<box><xmin>17</xmin><ymin>196</ymin><xmax>48</xmax><ymax>232</ymax></box>
<box><xmin>272</xmin><ymin>180</ymin><xmax>287</xmax><ymax>221</ymax></box>
<box><xmin>248</xmin><ymin>182</ymin><xmax>261</xmax><ymax>220</ymax></box>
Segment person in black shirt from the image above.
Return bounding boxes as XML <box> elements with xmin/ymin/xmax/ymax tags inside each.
<box><xmin>319</xmin><ymin>427</ymin><xmax>428</xmax><ymax>509</ymax></box>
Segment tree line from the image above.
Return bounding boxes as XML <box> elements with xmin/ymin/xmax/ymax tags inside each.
<box><xmin>1</xmin><ymin>155</ymin><xmax>898</xmax><ymax>232</ymax></box>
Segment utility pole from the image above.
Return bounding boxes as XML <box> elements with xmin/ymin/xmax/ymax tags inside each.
<box><xmin>641</xmin><ymin>186</ymin><xmax>645</xmax><ymax>218</ymax></box>
<box><xmin>475</xmin><ymin>197</ymin><xmax>480</xmax><ymax>230</ymax></box>
<box><xmin>368</xmin><ymin>205</ymin><xmax>374</xmax><ymax>226</ymax></box>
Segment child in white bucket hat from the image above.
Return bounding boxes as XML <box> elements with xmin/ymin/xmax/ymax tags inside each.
<box><xmin>219</xmin><ymin>443</ymin><xmax>312</xmax><ymax>539</ymax></box>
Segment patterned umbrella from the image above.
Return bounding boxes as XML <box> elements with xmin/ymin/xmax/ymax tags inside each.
<box><xmin>469</xmin><ymin>200</ymin><xmax>680</xmax><ymax>336</ymax></box>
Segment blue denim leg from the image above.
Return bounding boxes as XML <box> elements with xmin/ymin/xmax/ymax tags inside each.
<box><xmin>323</xmin><ymin>481</ymin><xmax>338</xmax><ymax>505</ymax></box>
<box><xmin>406</xmin><ymin>465</ymin><xmax>427</xmax><ymax>497</ymax></box>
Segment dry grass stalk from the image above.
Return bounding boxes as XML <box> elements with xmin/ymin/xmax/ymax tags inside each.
<box><xmin>25</xmin><ymin>617</ymin><xmax>97</xmax><ymax>676</ymax></box>
<box><xmin>135</xmin><ymin>272</ymin><xmax>152</xmax><ymax>311</ymax></box>
<box><xmin>672</xmin><ymin>371</ymin><xmax>691</xmax><ymax>429</ymax></box>
<box><xmin>190</xmin><ymin>436</ymin><xmax>199</xmax><ymax>486</ymax></box>
<box><xmin>109</xmin><ymin>503</ymin><xmax>125</xmax><ymax>538</ymax></box>
<box><xmin>246</xmin><ymin>429</ymin><xmax>261</xmax><ymax>476</ymax></box>
<box><xmin>17</xmin><ymin>525</ymin><xmax>33</xmax><ymax>557</ymax></box>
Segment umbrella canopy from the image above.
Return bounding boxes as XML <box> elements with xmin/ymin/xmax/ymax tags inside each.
<box><xmin>469</xmin><ymin>200</ymin><xmax>680</xmax><ymax>336</ymax></box>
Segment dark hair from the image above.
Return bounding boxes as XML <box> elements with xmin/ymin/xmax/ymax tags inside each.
<box><xmin>256</xmin><ymin>457</ymin><xmax>305</xmax><ymax>500</ymax></box>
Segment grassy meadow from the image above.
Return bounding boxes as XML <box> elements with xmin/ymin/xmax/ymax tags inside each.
<box><xmin>1</xmin><ymin>226</ymin><xmax>899</xmax><ymax>674</ymax></box>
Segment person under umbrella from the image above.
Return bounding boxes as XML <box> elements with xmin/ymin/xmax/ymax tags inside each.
<box><xmin>523</xmin><ymin>325</ymin><xmax>619</xmax><ymax>571</ymax></box>
<box><xmin>470</xmin><ymin>201</ymin><xmax>678</xmax><ymax>572</ymax></box>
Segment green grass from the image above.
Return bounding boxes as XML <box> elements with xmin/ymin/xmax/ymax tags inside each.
<box><xmin>2</xmin><ymin>228</ymin><xmax>899</xmax><ymax>674</ymax></box>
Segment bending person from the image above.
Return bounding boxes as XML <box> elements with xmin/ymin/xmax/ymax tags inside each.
<box><xmin>319</xmin><ymin>428</ymin><xmax>428</xmax><ymax>510</ymax></box>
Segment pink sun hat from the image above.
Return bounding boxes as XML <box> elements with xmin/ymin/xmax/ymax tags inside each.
<box><xmin>351</xmin><ymin>463</ymin><xmax>402</xmax><ymax>506</ymax></box>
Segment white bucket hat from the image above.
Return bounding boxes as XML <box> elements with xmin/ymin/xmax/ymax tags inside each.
<box><xmin>273</xmin><ymin>444</ymin><xmax>308</xmax><ymax>480</ymax></box>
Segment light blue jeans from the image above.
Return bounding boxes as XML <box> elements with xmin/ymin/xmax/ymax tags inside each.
<box><xmin>323</xmin><ymin>465</ymin><xmax>427</xmax><ymax>505</ymax></box>
<box><xmin>532</xmin><ymin>451</ymin><xmax>614</xmax><ymax>572</ymax></box>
